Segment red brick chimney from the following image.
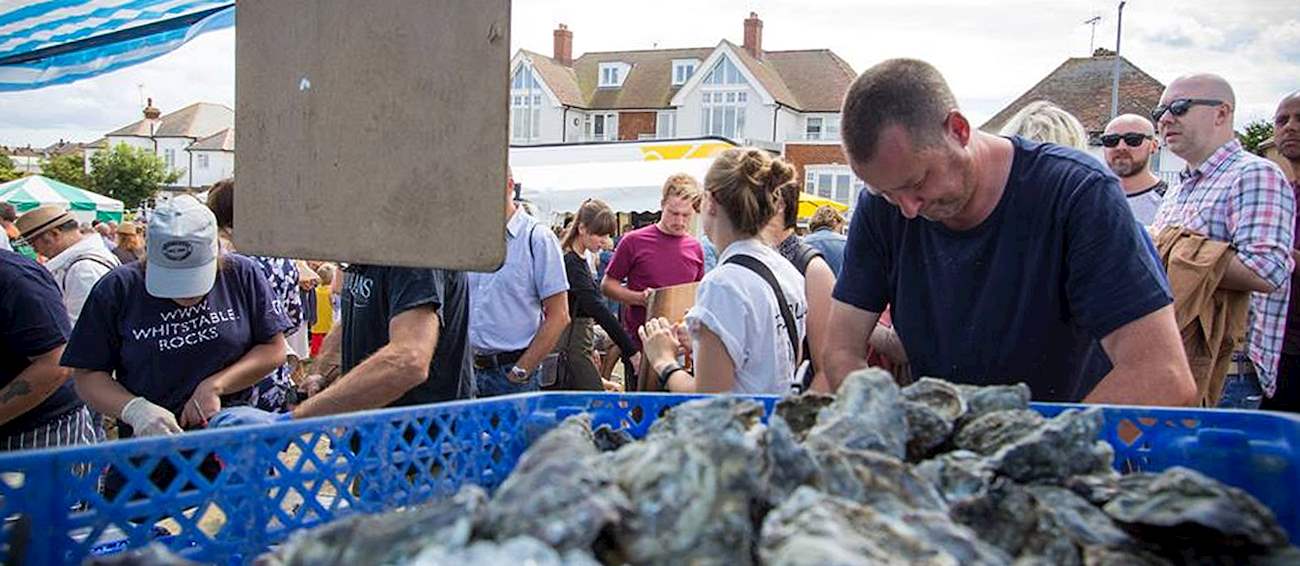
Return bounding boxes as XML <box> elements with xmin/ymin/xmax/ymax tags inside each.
<box><xmin>143</xmin><ymin>97</ymin><xmax>161</xmax><ymax>120</ymax></box>
<box><xmin>553</xmin><ymin>24</ymin><xmax>573</xmax><ymax>66</ymax></box>
<box><xmin>743</xmin><ymin>12</ymin><xmax>763</xmax><ymax>59</ymax></box>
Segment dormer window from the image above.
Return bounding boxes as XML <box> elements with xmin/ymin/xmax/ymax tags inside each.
<box><xmin>598</xmin><ymin>62</ymin><xmax>629</xmax><ymax>88</ymax></box>
<box><xmin>672</xmin><ymin>59</ymin><xmax>699</xmax><ymax>86</ymax></box>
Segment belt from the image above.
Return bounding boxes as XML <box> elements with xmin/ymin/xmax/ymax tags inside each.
<box><xmin>1228</xmin><ymin>351</ymin><xmax>1255</xmax><ymax>377</ymax></box>
<box><xmin>474</xmin><ymin>349</ymin><xmax>526</xmax><ymax>370</ymax></box>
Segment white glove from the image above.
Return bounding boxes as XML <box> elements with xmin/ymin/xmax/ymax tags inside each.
<box><xmin>120</xmin><ymin>397</ymin><xmax>183</xmax><ymax>437</ymax></box>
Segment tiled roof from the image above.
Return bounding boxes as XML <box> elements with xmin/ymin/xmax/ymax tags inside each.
<box><xmin>518</xmin><ymin>41</ymin><xmax>855</xmax><ymax>112</ymax></box>
<box><xmin>188</xmin><ymin>128</ymin><xmax>234</xmax><ymax>151</ymax></box>
<box><xmin>574</xmin><ymin>46</ymin><xmax>715</xmax><ymax>109</ymax></box>
<box><xmin>980</xmin><ymin>55</ymin><xmax>1165</xmax><ymax>134</ymax></box>
<box><xmin>107</xmin><ymin>102</ymin><xmax>234</xmax><ymax>139</ymax></box>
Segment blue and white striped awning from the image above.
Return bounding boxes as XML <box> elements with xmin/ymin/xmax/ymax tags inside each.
<box><xmin>0</xmin><ymin>0</ymin><xmax>234</xmax><ymax>91</ymax></box>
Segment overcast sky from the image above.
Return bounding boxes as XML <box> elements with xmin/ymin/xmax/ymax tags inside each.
<box><xmin>1</xmin><ymin>0</ymin><xmax>1296</xmax><ymax>147</ymax></box>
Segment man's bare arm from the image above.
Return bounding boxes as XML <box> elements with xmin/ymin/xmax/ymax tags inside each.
<box><xmin>1084</xmin><ymin>305</ymin><xmax>1197</xmax><ymax>406</ymax></box>
<box><xmin>516</xmin><ymin>293</ymin><xmax>571</xmax><ymax>373</ymax></box>
<box><xmin>824</xmin><ymin>300</ymin><xmax>883</xmax><ymax>391</ymax></box>
<box><xmin>1220</xmin><ymin>256</ymin><xmax>1276</xmax><ymax>293</ymax></box>
<box><xmin>294</xmin><ymin>306</ymin><xmax>438</xmax><ymax>418</ymax></box>
<box><xmin>0</xmin><ymin>346</ymin><xmax>72</xmax><ymax>426</ymax></box>
<box><xmin>601</xmin><ymin>275</ymin><xmax>648</xmax><ymax>306</ymax></box>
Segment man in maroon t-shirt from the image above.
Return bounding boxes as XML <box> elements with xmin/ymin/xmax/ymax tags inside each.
<box><xmin>602</xmin><ymin>173</ymin><xmax>706</xmax><ymax>356</ymax></box>
<box><xmin>1263</xmin><ymin>90</ymin><xmax>1300</xmax><ymax>412</ymax></box>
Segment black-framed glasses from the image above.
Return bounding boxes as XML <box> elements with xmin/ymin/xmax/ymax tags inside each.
<box><xmin>1151</xmin><ymin>98</ymin><xmax>1224</xmax><ymax>122</ymax></box>
<box><xmin>1099</xmin><ymin>133</ymin><xmax>1153</xmax><ymax>148</ymax></box>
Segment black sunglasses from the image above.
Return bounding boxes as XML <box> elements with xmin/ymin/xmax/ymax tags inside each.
<box><xmin>1151</xmin><ymin>98</ymin><xmax>1224</xmax><ymax>122</ymax></box>
<box><xmin>1100</xmin><ymin>133</ymin><xmax>1153</xmax><ymax>148</ymax></box>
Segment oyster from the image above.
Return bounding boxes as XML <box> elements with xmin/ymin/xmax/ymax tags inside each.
<box><xmin>263</xmin><ymin>485</ymin><xmax>486</xmax><ymax>566</ymax></box>
<box><xmin>902</xmin><ymin>378</ymin><xmax>968</xmax><ymax>422</ymax></box>
<box><xmin>773</xmin><ymin>392</ymin><xmax>834</xmax><ymax>441</ymax></box>
<box><xmin>483</xmin><ymin>415</ymin><xmax>628</xmax><ymax>551</ymax></box>
<box><xmin>914</xmin><ymin>450</ymin><xmax>994</xmax><ymax>504</ymax></box>
<box><xmin>955</xmin><ymin>383</ymin><xmax>1031</xmax><ymax>425</ymax></box>
<box><xmin>608</xmin><ymin>433</ymin><xmax>762</xmax><ymax>565</ymax></box>
<box><xmin>87</xmin><ymin>544</ymin><xmax>203</xmax><ymax>566</ymax></box>
<box><xmin>759</xmin><ymin>486</ymin><xmax>1009</xmax><ymax>566</ymax></box>
<box><xmin>805</xmin><ymin>368</ymin><xmax>907</xmax><ymax>459</ymax></box>
<box><xmin>592</xmin><ymin>425</ymin><xmax>634</xmax><ymax>452</ymax></box>
<box><xmin>812</xmin><ymin>446</ymin><xmax>946</xmax><ymax>516</ymax></box>
<box><xmin>645</xmin><ymin>396</ymin><xmax>765</xmax><ymax>448</ymax></box>
<box><xmin>991</xmin><ymin>408</ymin><xmax>1112</xmax><ymax>484</ymax></box>
<box><xmin>953</xmin><ymin>409</ymin><xmax>1046</xmax><ymax>456</ymax></box>
<box><xmin>950</xmin><ymin>478</ymin><xmax>1081</xmax><ymax>565</ymax></box>
<box><xmin>1102</xmin><ymin>466</ymin><xmax>1290</xmax><ymax>552</ymax></box>
<box><xmin>903</xmin><ymin>401</ymin><xmax>954</xmax><ymax>462</ymax></box>
<box><xmin>409</xmin><ymin>536</ymin><xmax>602</xmax><ymax>566</ymax></box>
<box><xmin>759</xmin><ymin>415</ymin><xmax>820</xmax><ymax>505</ymax></box>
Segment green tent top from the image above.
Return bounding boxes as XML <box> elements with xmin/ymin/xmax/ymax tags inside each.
<box><xmin>0</xmin><ymin>175</ymin><xmax>124</xmax><ymax>223</ymax></box>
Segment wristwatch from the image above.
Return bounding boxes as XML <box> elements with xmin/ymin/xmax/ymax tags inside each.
<box><xmin>656</xmin><ymin>362</ymin><xmax>686</xmax><ymax>390</ymax></box>
<box><xmin>508</xmin><ymin>365</ymin><xmax>530</xmax><ymax>383</ymax></box>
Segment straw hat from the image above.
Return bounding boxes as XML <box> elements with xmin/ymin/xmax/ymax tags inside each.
<box><xmin>14</xmin><ymin>205</ymin><xmax>75</xmax><ymax>244</ymax></box>
<box><xmin>116</xmin><ymin>222</ymin><xmax>139</xmax><ymax>236</ymax></box>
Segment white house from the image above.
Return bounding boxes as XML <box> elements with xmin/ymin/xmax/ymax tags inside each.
<box><xmin>510</xmin><ymin>13</ymin><xmax>865</xmax><ymax>208</ymax></box>
<box><xmin>86</xmin><ymin>100</ymin><xmax>235</xmax><ymax>190</ymax></box>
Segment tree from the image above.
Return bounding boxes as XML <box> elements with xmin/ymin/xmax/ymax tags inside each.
<box><xmin>87</xmin><ymin>143</ymin><xmax>180</xmax><ymax>209</ymax></box>
<box><xmin>0</xmin><ymin>153</ymin><xmax>19</xmax><ymax>183</ymax></box>
<box><xmin>40</xmin><ymin>152</ymin><xmax>88</xmax><ymax>188</ymax></box>
<box><xmin>1238</xmin><ymin>120</ymin><xmax>1275</xmax><ymax>157</ymax></box>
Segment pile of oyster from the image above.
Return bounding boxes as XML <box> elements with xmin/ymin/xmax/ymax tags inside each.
<box><xmin>245</xmin><ymin>369</ymin><xmax>1297</xmax><ymax>565</ymax></box>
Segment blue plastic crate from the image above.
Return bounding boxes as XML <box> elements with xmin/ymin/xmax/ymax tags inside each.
<box><xmin>0</xmin><ymin>392</ymin><xmax>1296</xmax><ymax>565</ymax></box>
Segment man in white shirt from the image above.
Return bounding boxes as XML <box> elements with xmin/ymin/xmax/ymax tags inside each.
<box><xmin>1102</xmin><ymin>114</ymin><xmax>1167</xmax><ymax>225</ymax></box>
<box><xmin>15</xmin><ymin>206</ymin><xmax>119</xmax><ymax>325</ymax></box>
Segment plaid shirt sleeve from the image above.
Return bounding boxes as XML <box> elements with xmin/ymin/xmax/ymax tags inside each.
<box><xmin>1227</xmin><ymin>161</ymin><xmax>1296</xmax><ymax>289</ymax></box>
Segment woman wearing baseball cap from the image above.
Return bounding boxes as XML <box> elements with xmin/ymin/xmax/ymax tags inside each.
<box><xmin>61</xmin><ymin>194</ymin><xmax>293</xmax><ymax>441</ymax></box>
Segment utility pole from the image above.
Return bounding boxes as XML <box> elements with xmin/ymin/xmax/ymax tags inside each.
<box><xmin>1085</xmin><ymin>16</ymin><xmax>1101</xmax><ymax>54</ymax></box>
<box><xmin>1110</xmin><ymin>1</ymin><xmax>1126</xmax><ymax>119</ymax></box>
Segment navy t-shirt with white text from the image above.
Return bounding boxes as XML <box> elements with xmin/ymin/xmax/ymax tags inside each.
<box><xmin>833</xmin><ymin>136</ymin><xmax>1172</xmax><ymax>401</ymax></box>
<box><xmin>0</xmin><ymin>250</ymin><xmax>82</xmax><ymax>437</ymax></box>
<box><xmin>61</xmin><ymin>254</ymin><xmax>292</xmax><ymax>432</ymax></box>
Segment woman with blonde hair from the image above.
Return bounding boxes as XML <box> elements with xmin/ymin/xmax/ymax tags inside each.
<box><xmin>999</xmin><ymin>100</ymin><xmax>1089</xmax><ymax>150</ymax></box>
<box><xmin>640</xmin><ymin>148</ymin><xmax>806</xmax><ymax>394</ymax></box>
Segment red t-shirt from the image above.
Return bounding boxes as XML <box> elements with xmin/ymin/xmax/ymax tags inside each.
<box><xmin>604</xmin><ymin>224</ymin><xmax>705</xmax><ymax>349</ymax></box>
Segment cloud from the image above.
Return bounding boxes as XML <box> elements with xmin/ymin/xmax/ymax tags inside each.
<box><xmin>0</xmin><ymin>2</ymin><xmax>1294</xmax><ymax>144</ymax></box>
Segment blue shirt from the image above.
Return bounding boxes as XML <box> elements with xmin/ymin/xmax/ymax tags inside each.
<box><xmin>803</xmin><ymin>228</ymin><xmax>848</xmax><ymax>277</ymax></box>
<box><xmin>62</xmin><ymin>254</ymin><xmax>293</xmax><ymax>434</ymax></box>
<box><xmin>468</xmin><ymin>208</ymin><xmax>569</xmax><ymax>353</ymax></box>
<box><xmin>834</xmin><ymin>137</ymin><xmax>1172</xmax><ymax>402</ymax></box>
<box><xmin>700</xmin><ymin>234</ymin><xmax>720</xmax><ymax>273</ymax></box>
<box><xmin>0</xmin><ymin>250</ymin><xmax>82</xmax><ymax>437</ymax></box>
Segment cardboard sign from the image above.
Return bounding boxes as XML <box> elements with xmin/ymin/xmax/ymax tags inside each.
<box><xmin>235</xmin><ymin>0</ymin><xmax>510</xmax><ymax>270</ymax></box>
<box><xmin>636</xmin><ymin>281</ymin><xmax>699</xmax><ymax>391</ymax></box>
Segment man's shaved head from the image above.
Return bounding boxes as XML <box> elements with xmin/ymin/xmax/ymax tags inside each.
<box><xmin>1167</xmin><ymin>73</ymin><xmax>1236</xmax><ymax>107</ymax></box>
<box><xmin>1275</xmin><ymin>90</ymin><xmax>1300</xmax><ymax>163</ymax></box>
<box><xmin>1104</xmin><ymin>114</ymin><xmax>1155</xmax><ymax>137</ymax></box>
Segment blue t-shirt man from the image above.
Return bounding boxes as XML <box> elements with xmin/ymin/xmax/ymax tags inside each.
<box><xmin>834</xmin><ymin>137</ymin><xmax>1172</xmax><ymax>402</ymax></box>
<box><xmin>0</xmin><ymin>250</ymin><xmax>83</xmax><ymax>438</ymax></box>
<box><xmin>61</xmin><ymin>254</ymin><xmax>292</xmax><ymax>436</ymax></box>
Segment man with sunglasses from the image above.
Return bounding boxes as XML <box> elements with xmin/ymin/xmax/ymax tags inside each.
<box><xmin>1151</xmin><ymin>74</ymin><xmax>1295</xmax><ymax>409</ymax></box>
<box><xmin>1102</xmin><ymin>115</ymin><xmax>1165</xmax><ymax>224</ymax></box>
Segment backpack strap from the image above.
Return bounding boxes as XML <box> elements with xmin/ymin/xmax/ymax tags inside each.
<box><xmin>723</xmin><ymin>254</ymin><xmax>800</xmax><ymax>373</ymax></box>
<box><xmin>60</xmin><ymin>254</ymin><xmax>116</xmax><ymax>291</ymax></box>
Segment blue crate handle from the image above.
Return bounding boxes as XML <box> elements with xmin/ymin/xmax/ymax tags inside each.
<box><xmin>0</xmin><ymin>392</ymin><xmax>1296</xmax><ymax>565</ymax></box>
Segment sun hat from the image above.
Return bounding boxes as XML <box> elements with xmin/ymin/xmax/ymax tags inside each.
<box><xmin>146</xmin><ymin>195</ymin><xmax>219</xmax><ymax>298</ymax></box>
<box><xmin>14</xmin><ymin>205</ymin><xmax>75</xmax><ymax>245</ymax></box>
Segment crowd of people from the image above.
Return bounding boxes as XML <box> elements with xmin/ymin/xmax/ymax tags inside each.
<box><xmin>1</xmin><ymin>59</ymin><xmax>1297</xmax><ymax>461</ymax></box>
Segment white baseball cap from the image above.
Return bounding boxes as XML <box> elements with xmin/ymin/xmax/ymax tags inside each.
<box><xmin>146</xmin><ymin>195</ymin><xmax>219</xmax><ymax>298</ymax></box>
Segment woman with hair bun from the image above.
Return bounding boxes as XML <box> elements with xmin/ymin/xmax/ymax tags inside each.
<box><xmin>639</xmin><ymin>148</ymin><xmax>807</xmax><ymax>394</ymax></box>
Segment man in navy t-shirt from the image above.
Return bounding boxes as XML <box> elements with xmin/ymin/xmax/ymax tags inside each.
<box><xmin>825</xmin><ymin>59</ymin><xmax>1196</xmax><ymax>404</ymax></box>
<box><xmin>295</xmin><ymin>265</ymin><xmax>474</xmax><ymax>417</ymax></box>
<box><xmin>0</xmin><ymin>250</ymin><xmax>97</xmax><ymax>449</ymax></box>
